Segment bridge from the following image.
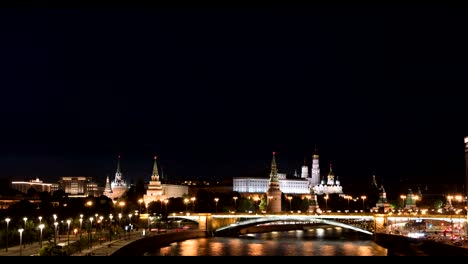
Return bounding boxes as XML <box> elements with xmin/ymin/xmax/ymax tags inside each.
<box><xmin>167</xmin><ymin>213</ymin><xmax>468</xmax><ymax>237</ymax></box>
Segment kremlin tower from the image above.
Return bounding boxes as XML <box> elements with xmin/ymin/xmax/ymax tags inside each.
<box><xmin>310</xmin><ymin>145</ymin><xmax>320</xmax><ymax>186</ymax></box>
<box><xmin>104</xmin><ymin>155</ymin><xmax>129</xmax><ymax>200</ymax></box>
<box><xmin>143</xmin><ymin>156</ymin><xmax>166</xmax><ymax>207</ymax></box>
<box><xmin>266</xmin><ymin>152</ymin><xmax>282</xmax><ymax>213</ymax></box>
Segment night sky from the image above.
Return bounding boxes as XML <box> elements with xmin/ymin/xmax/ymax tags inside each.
<box><xmin>0</xmin><ymin>2</ymin><xmax>467</xmax><ymax>190</ymax></box>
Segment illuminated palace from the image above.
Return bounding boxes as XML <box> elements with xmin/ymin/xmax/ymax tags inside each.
<box><xmin>233</xmin><ymin>147</ymin><xmax>343</xmax><ymax>197</ymax></box>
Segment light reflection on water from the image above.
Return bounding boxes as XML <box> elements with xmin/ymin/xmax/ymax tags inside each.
<box><xmin>147</xmin><ymin>227</ymin><xmax>388</xmax><ymax>256</ymax></box>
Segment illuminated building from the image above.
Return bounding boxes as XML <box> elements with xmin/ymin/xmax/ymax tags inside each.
<box><xmin>143</xmin><ymin>156</ymin><xmax>189</xmax><ymax>207</ymax></box>
<box><xmin>143</xmin><ymin>156</ymin><xmax>165</xmax><ymax>206</ymax></box>
<box><xmin>233</xmin><ymin>148</ymin><xmax>343</xmax><ymax>197</ymax></box>
<box><xmin>372</xmin><ymin>184</ymin><xmax>391</xmax><ymax>213</ymax></box>
<box><xmin>103</xmin><ymin>155</ymin><xmax>129</xmax><ymax>200</ymax></box>
<box><xmin>266</xmin><ymin>152</ymin><xmax>282</xmax><ymax>213</ymax></box>
<box><xmin>57</xmin><ymin>176</ymin><xmax>100</xmax><ymax>197</ymax></box>
<box><xmin>11</xmin><ymin>177</ymin><xmax>52</xmax><ymax>193</ymax></box>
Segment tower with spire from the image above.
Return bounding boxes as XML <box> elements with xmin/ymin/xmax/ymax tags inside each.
<box><xmin>310</xmin><ymin>145</ymin><xmax>320</xmax><ymax>186</ymax></box>
<box><xmin>374</xmin><ymin>184</ymin><xmax>390</xmax><ymax>213</ymax></box>
<box><xmin>143</xmin><ymin>156</ymin><xmax>166</xmax><ymax>207</ymax></box>
<box><xmin>105</xmin><ymin>155</ymin><xmax>129</xmax><ymax>200</ymax></box>
<box><xmin>300</xmin><ymin>158</ymin><xmax>309</xmax><ymax>179</ymax></box>
<box><xmin>266</xmin><ymin>152</ymin><xmax>282</xmax><ymax>213</ymax></box>
<box><xmin>326</xmin><ymin>163</ymin><xmax>335</xmax><ymax>185</ymax></box>
<box><xmin>103</xmin><ymin>175</ymin><xmax>112</xmax><ymax>195</ymax></box>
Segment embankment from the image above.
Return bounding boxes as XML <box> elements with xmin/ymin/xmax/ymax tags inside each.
<box><xmin>374</xmin><ymin>233</ymin><xmax>468</xmax><ymax>256</ymax></box>
<box><xmin>110</xmin><ymin>230</ymin><xmax>211</xmax><ymax>256</ymax></box>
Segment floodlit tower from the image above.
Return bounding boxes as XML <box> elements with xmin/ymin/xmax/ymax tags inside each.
<box><xmin>301</xmin><ymin>158</ymin><xmax>309</xmax><ymax>179</ymax></box>
<box><xmin>266</xmin><ymin>152</ymin><xmax>282</xmax><ymax>213</ymax></box>
<box><xmin>310</xmin><ymin>145</ymin><xmax>320</xmax><ymax>186</ymax></box>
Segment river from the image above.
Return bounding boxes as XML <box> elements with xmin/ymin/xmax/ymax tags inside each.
<box><xmin>144</xmin><ymin>226</ymin><xmax>388</xmax><ymax>256</ymax></box>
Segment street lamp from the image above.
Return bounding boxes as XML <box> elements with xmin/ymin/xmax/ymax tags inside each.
<box><xmin>164</xmin><ymin>199</ymin><xmax>169</xmax><ymax>213</ymax></box>
<box><xmin>22</xmin><ymin>217</ymin><xmax>27</xmax><ymax>248</ymax></box>
<box><xmin>89</xmin><ymin>217</ymin><xmax>94</xmax><ymax>249</ymax></box>
<box><xmin>191</xmin><ymin>197</ymin><xmax>196</xmax><ymax>212</ymax></box>
<box><xmin>287</xmin><ymin>196</ymin><xmax>293</xmax><ymax>212</ymax></box>
<box><xmin>324</xmin><ymin>195</ymin><xmax>329</xmax><ymax>212</ymax></box>
<box><xmin>184</xmin><ymin>198</ymin><xmax>189</xmax><ymax>212</ymax></box>
<box><xmin>79</xmin><ymin>214</ymin><xmax>83</xmax><ymax>240</ymax></box>
<box><xmin>67</xmin><ymin>219</ymin><xmax>71</xmax><ymax>245</ymax></box>
<box><xmin>214</xmin><ymin>198</ymin><xmax>219</xmax><ymax>213</ymax></box>
<box><xmin>5</xmin><ymin>217</ymin><xmax>10</xmax><ymax>252</ymax></box>
<box><xmin>18</xmin><ymin>228</ymin><xmax>24</xmax><ymax>256</ymax></box>
<box><xmin>361</xmin><ymin>196</ymin><xmax>367</xmax><ymax>211</ymax></box>
<box><xmin>53</xmin><ymin>222</ymin><xmax>58</xmax><ymax>245</ymax></box>
<box><xmin>39</xmin><ymin>224</ymin><xmax>44</xmax><ymax>248</ymax></box>
<box><xmin>138</xmin><ymin>198</ymin><xmax>143</xmax><ymax>213</ymax></box>
<box><xmin>38</xmin><ymin>216</ymin><xmax>42</xmax><ymax>224</ymax></box>
<box><xmin>233</xmin><ymin>196</ymin><xmax>238</xmax><ymax>210</ymax></box>
<box><xmin>109</xmin><ymin>214</ymin><xmax>114</xmax><ymax>241</ymax></box>
<box><xmin>119</xmin><ymin>201</ymin><xmax>125</xmax><ymax>214</ymax></box>
<box><xmin>346</xmin><ymin>195</ymin><xmax>351</xmax><ymax>211</ymax></box>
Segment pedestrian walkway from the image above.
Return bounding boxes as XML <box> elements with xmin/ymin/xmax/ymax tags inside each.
<box><xmin>71</xmin><ymin>232</ymin><xmax>144</xmax><ymax>256</ymax></box>
<box><xmin>0</xmin><ymin>232</ymin><xmax>144</xmax><ymax>256</ymax></box>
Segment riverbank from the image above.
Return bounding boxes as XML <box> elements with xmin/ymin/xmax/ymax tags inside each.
<box><xmin>374</xmin><ymin>233</ymin><xmax>468</xmax><ymax>256</ymax></box>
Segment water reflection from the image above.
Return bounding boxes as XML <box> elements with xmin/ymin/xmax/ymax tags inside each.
<box><xmin>149</xmin><ymin>227</ymin><xmax>388</xmax><ymax>256</ymax></box>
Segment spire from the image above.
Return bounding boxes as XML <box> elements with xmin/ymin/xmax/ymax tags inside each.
<box><xmin>313</xmin><ymin>144</ymin><xmax>319</xmax><ymax>158</ymax></box>
<box><xmin>116</xmin><ymin>155</ymin><xmax>122</xmax><ymax>174</ymax></box>
<box><xmin>104</xmin><ymin>174</ymin><xmax>112</xmax><ymax>193</ymax></box>
<box><xmin>152</xmin><ymin>156</ymin><xmax>159</xmax><ymax>177</ymax></box>
<box><xmin>372</xmin><ymin>174</ymin><xmax>378</xmax><ymax>188</ymax></box>
<box><xmin>328</xmin><ymin>163</ymin><xmax>334</xmax><ymax>176</ymax></box>
<box><xmin>269</xmin><ymin>151</ymin><xmax>279</xmax><ymax>182</ymax></box>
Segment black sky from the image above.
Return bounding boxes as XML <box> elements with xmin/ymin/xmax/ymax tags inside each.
<box><xmin>0</xmin><ymin>2</ymin><xmax>467</xmax><ymax>189</ymax></box>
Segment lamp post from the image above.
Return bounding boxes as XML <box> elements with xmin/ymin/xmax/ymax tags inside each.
<box><xmin>346</xmin><ymin>195</ymin><xmax>351</xmax><ymax>211</ymax></box>
<box><xmin>324</xmin><ymin>195</ymin><xmax>329</xmax><ymax>212</ymax></box>
<box><xmin>287</xmin><ymin>196</ymin><xmax>293</xmax><ymax>212</ymax></box>
<box><xmin>214</xmin><ymin>198</ymin><xmax>219</xmax><ymax>213</ymax></box>
<box><xmin>164</xmin><ymin>199</ymin><xmax>169</xmax><ymax>213</ymax></box>
<box><xmin>22</xmin><ymin>217</ymin><xmax>27</xmax><ymax>248</ymax></box>
<box><xmin>119</xmin><ymin>201</ymin><xmax>125</xmax><ymax>214</ymax></box>
<box><xmin>5</xmin><ymin>217</ymin><xmax>10</xmax><ymax>252</ymax></box>
<box><xmin>184</xmin><ymin>198</ymin><xmax>189</xmax><ymax>212</ymax></box>
<box><xmin>128</xmin><ymin>214</ymin><xmax>133</xmax><ymax>239</ymax></box>
<box><xmin>138</xmin><ymin>199</ymin><xmax>143</xmax><ymax>214</ymax></box>
<box><xmin>361</xmin><ymin>196</ymin><xmax>367</xmax><ymax>211</ymax></box>
<box><xmin>38</xmin><ymin>216</ymin><xmax>42</xmax><ymax>224</ymax></box>
<box><xmin>53</xmin><ymin>222</ymin><xmax>58</xmax><ymax>245</ymax></box>
<box><xmin>79</xmin><ymin>214</ymin><xmax>83</xmax><ymax>240</ymax></box>
<box><xmin>39</xmin><ymin>224</ymin><xmax>44</xmax><ymax>248</ymax></box>
<box><xmin>109</xmin><ymin>214</ymin><xmax>113</xmax><ymax>242</ymax></box>
<box><xmin>191</xmin><ymin>197</ymin><xmax>196</xmax><ymax>212</ymax></box>
<box><xmin>18</xmin><ymin>229</ymin><xmax>24</xmax><ymax>256</ymax></box>
<box><xmin>233</xmin><ymin>196</ymin><xmax>238</xmax><ymax>211</ymax></box>
<box><xmin>67</xmin><ymin>219</ymin><xmax>71</xmax><ymax>245</ymax></box>
<box><xmin>89</xmin><ymin>217</ymin><xmax>94</xmax><ymax>249</ymax></box>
